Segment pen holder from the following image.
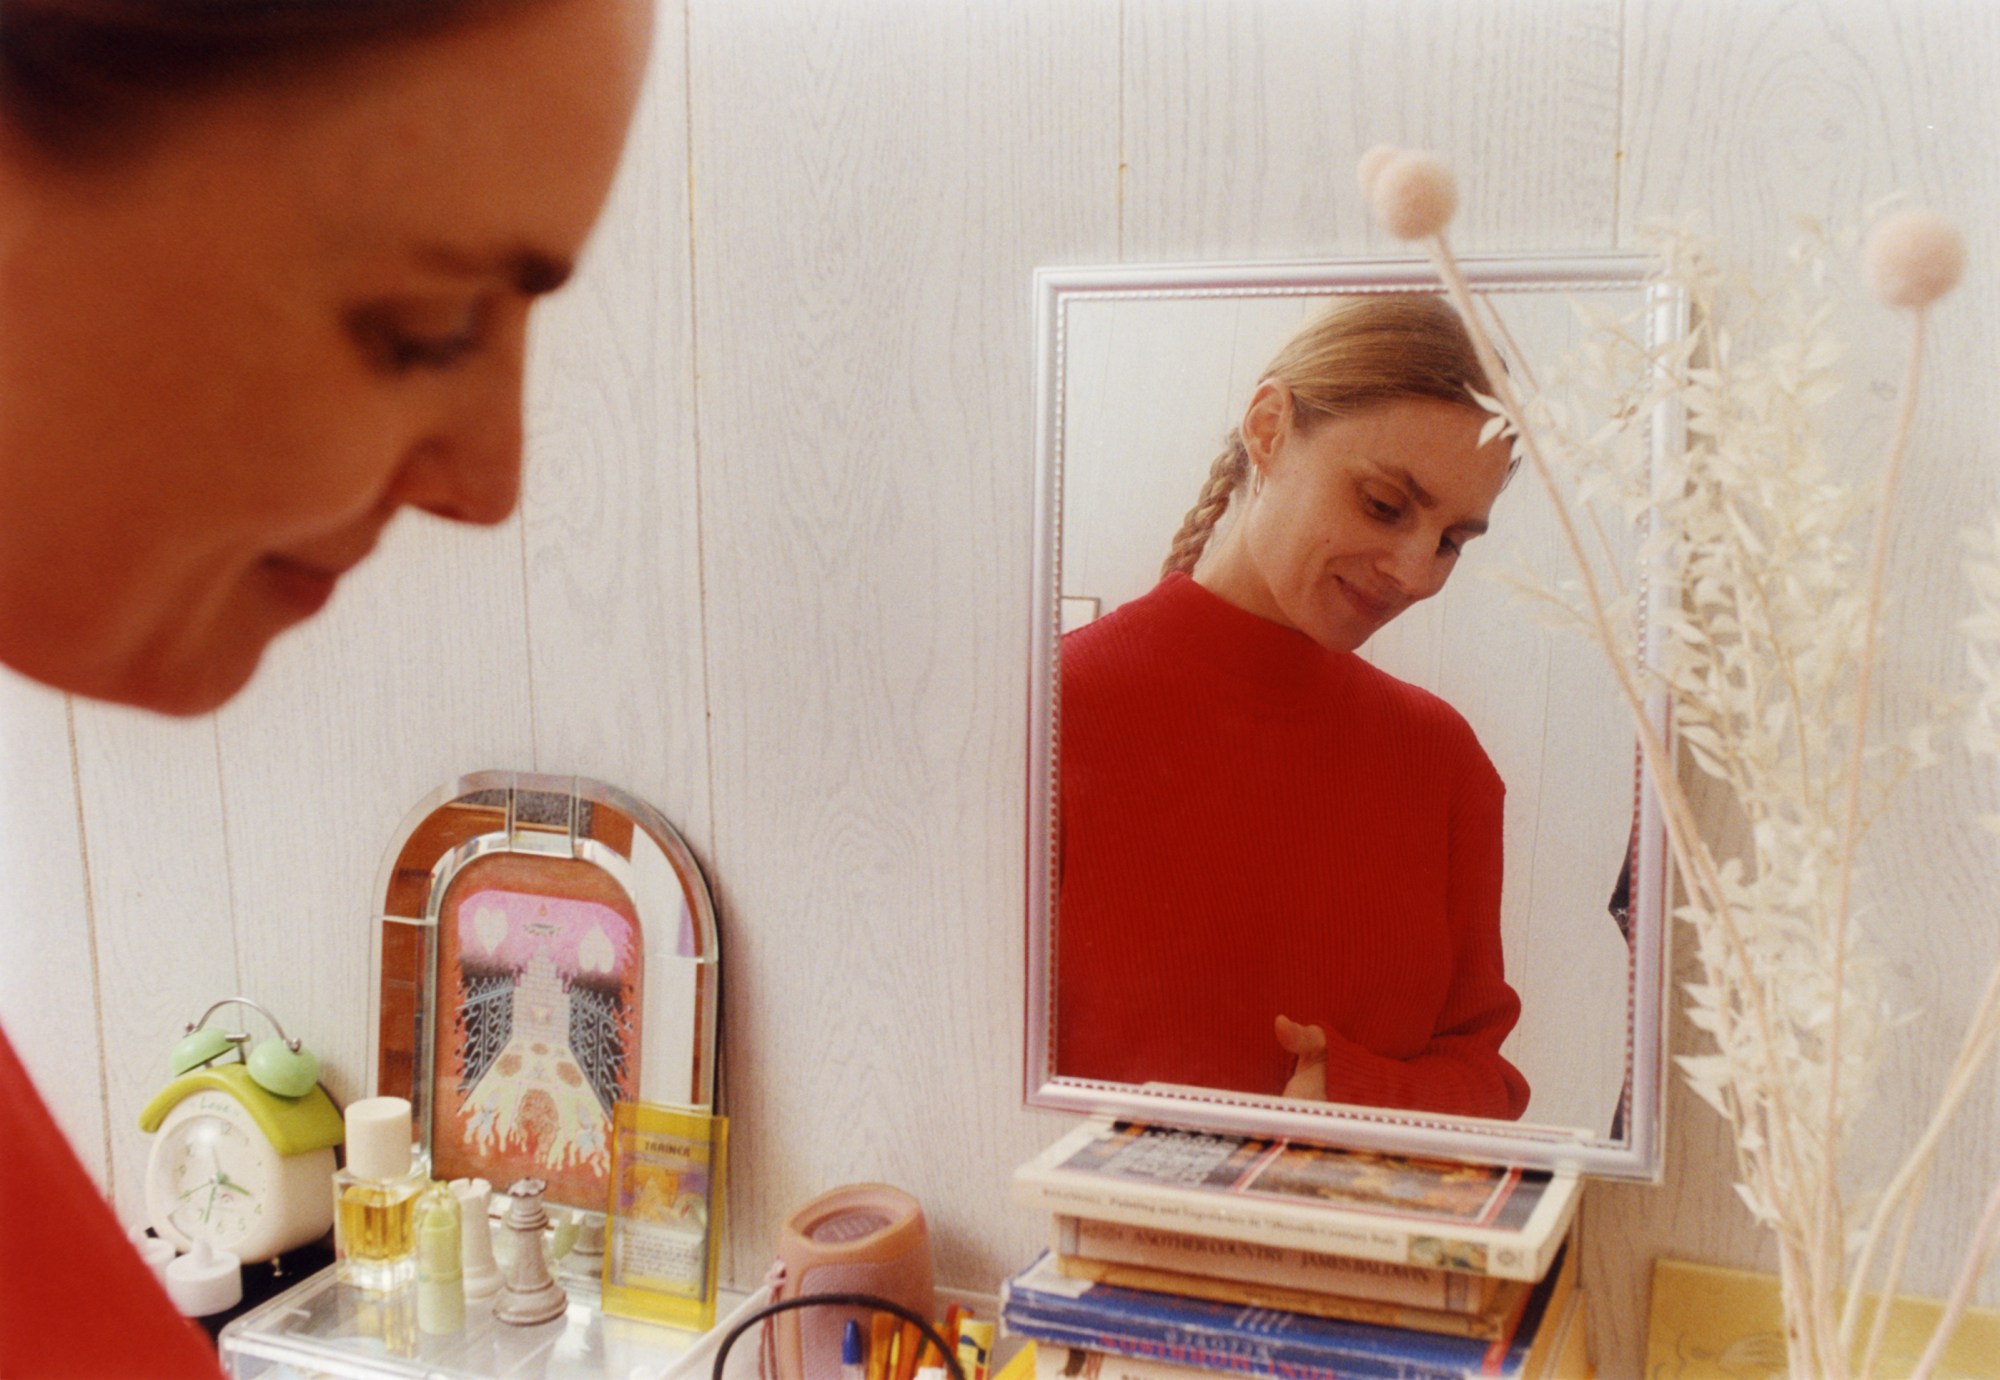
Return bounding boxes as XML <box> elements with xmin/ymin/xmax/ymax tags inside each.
<box><xmin>772</xmin><ymin>1184</ymin><xmax>933</xmax><ymax>1380</ymax></box>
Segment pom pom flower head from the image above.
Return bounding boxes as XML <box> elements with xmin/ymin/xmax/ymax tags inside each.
<box><xmin>1356</xmin><ymin>143</ymin><xmax>1400</xmax><ymax>200</ymax></box>
<box><xmin>1363</xmin><ymin>149</ymin><xmax>1457</xmax><ymax>241</ymax></box>
<box><xmin>1866</xmin><ymin>209</ymin><xmax>1967</xmax><ymax>309</ymax></box>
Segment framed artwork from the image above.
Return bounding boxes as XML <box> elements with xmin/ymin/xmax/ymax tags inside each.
<box><xmin>370</xmin><ymin>772</ymin><xmax>719</xmax><ymax>1215</ymax></box>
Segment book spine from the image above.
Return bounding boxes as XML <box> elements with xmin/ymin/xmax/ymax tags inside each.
<box><xmin>1003</xmin><ymin>1254</ymin><xmax>1516</xmax><ymax>1375</ymax></box>
<box><xmin>1053</xmin><ymin>1256</ymin><xmax>1517</xmax><ymax>1341</ymax></box>
<box><xmin>1014</xmin><ymin>1172</ymin><xmax>1546</xmax><ymax>1283</ymax></box>
<box><xmin>1004</xmin><ymin>1316</ymin><xmax>1461</xmax><ymax>1380</ymax></box>
<box><xmin>1053</xmin><ymin>1216</ymin><xmax>1486</xmax><ymax>1313</ymax></box>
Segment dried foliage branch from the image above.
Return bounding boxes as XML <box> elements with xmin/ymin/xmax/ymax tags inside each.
<box><xmin>1359</xmin><ymin>146</ymin><xmax>1991</xmax><ymax>1378</ymax></box>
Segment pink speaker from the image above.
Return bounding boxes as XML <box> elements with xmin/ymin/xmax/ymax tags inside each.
<box><xmin>772</xmin><ymin>1184</ymin><xmax>934</xmax><ymax>1380</ymax></box>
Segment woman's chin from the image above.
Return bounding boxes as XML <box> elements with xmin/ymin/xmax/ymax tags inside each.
<box><xmin>112</xmin><ymin>654</ymin><xmax>263</xmax><ymax>717</ymax></box>
<box><xmin>79</xmin><ymin>626</ymin><xmax>276</xmax><ymax>717</ymax></box>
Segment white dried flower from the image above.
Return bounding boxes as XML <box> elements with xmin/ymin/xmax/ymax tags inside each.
<box><xmin>1865</xmin><ymin>209</ymin><xmax>1965</xmax><ymax>309</ymax></box>
<box><xmin>1367</xmin><ymin>151</ymin><xmax>1456</xmax><ymax>241</ymax></box>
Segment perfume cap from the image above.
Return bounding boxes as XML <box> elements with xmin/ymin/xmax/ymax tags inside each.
<box><xmin>345</xmin><ymin>1096</ymin><xmax>414</xmax><ymax>1179</ymax></box>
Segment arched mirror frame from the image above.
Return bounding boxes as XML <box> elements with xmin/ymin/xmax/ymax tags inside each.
<box><xmin>368</xmin><ymin>769</ymin><xmax>720</xmax><ymax>1190</ymax></box>
<box><xmin>1023</xmin><ymin>254</ymin><xmax>1683</xmax><ymax>1181</ymax></box>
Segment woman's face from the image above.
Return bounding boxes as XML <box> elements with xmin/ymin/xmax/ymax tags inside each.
<box><xmin>1198</xmin><ymin>388</ymin><xmax>1512</xmax><ymax>653</ymax></box>
<box><xmin>0</xmin><ymin>0</ymin><xmax>652</xmax><ymax>714</ymax></box>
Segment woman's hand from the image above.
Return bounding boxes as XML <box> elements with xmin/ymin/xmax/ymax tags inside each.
<box><xmin>1275</xmin><ymin>1014</ymin><xmax>1328</xmax><ymax>1100</ymax></box>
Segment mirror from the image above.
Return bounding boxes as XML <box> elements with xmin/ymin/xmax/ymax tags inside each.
<box><xmin>370</xmin><ymin>770</ymin><xmax>719</xmax><ymax>1212</ymax></box>
<box><xmin>1025</xmin><ymin>256</ymin><xmax>1680</xmax><ymax>1179</ymax></box>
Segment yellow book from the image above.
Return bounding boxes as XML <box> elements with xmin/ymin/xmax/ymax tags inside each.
<box><xmin>1534</xmin><ymin>1287</ymin><xmax>1592</xmax><ymax>1379</ymax></box>
<box><xmin>1646</xmin><ymin>1258</ymin><xmax>2000</xmax><ymax>1378</ymax></box>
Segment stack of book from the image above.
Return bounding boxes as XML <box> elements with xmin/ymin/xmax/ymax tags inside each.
<box><xmin>1002</xmin><ymin>1116</ymin><xmax>1591</xmax><ymax>1380</ymax></box>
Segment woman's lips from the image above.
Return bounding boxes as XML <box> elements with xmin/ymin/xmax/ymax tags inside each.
<box><xmin>1338</xmin><ymin>577</ymin><xmax>1397</xmax><ymax>624</ymax></box>
<box><xmin>260</xmin><ymin>555</ymin><xmax>341</xmax><ymax>616</ymax></box>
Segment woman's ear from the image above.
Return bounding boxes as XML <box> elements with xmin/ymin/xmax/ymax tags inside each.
<box><xmin>1240</xmin><ymin>379</ymin><xmax>1292</xmax><ymax>478</ymax></box>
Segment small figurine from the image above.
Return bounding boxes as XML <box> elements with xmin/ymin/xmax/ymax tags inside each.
<box><xmin>451</xmin><ymin>1177</ymin><xmax>503</xmax><ymax>1304</ymax></box>
<box><xmin>494</xmin><ymin>1178</ymin><xmax>567</xmax><ymax>1326</ymax></box>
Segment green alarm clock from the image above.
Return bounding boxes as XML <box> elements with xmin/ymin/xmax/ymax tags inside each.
<box><xmin>139</xmin><ymin>998</ymin><xmax>344</xmax><ymax>1265</ymax></box>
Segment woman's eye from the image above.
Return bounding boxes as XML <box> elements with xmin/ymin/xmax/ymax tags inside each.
<box><xmin>1362</xmin><ymin>494</ymin><xmax>1404</xmax><ymax>523</ymax></box>
<box><xmin>349</xmin><ymin>301</ymin><xmax>492</xmax><ymax>375</ymax></box>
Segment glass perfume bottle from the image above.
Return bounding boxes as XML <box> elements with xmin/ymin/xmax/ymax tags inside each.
<box><xmin>334</xmin><ymin>1096</ymin><xmax>429</xmax><ymax>1291</ymax></box>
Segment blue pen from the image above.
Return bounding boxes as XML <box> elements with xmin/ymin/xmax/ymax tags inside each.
<box><xmin>842</xmin><ymin>1318</ymin><xmax>866</xmax><ymax>1380</ymax></box>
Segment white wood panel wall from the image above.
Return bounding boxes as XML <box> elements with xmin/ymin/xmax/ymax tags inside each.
<box><xmin>2</xmin><ymin>3</ymin><xmax>1996</xmax><ymax>1374</ymax></box>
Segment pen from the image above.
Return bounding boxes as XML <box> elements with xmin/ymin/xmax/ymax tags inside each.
<box><xmin>843</xmin><ymin>1319</ymin><xmax>865</xmax><ymax>1380</ymax></box>
<box><xmin>954</xmin><ymin>1320</ymin><xmax>994</xmax><ymax>1380</ymax></box>
<box><xmin>868</xmin><ymin>1313</ymin><xmax>896</xmax><ymax>1380</ymax></box>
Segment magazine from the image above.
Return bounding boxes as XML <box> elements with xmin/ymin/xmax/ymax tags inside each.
<box><xmin>1013</xmin><ymin>1116</ymin><xmax>1580</xmax><ymax>1282</ymax></box>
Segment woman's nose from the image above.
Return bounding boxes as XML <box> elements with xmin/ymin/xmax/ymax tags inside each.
<box><xmin>388</xmin><ymin>366</ymin><xmax>525</xmax><ymax>527</ymax></box>
<box><xmin>1382</xmin><ymin>538</ymin><xmax>1449</xmax><ymax>601</ymax></box>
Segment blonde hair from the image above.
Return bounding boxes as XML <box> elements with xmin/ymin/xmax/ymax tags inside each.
<box><xmin>1161</xmin><ymin>294</ymin><xmax>1495</xmax><ymax>578</ymax></box>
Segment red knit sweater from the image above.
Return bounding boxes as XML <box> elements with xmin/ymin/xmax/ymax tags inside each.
<box><xmin>1</xmin><ymin>1023</ymin><xmax>223</xmax><ymax>1377</ymax></box>
<box><xmin>1054</xmin><ymin>574</ymin><xmax>1528</xmax><ymax>1120</ymax></box>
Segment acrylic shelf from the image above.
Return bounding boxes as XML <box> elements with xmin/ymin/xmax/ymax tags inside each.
<box><xmin>218</xmin><ymin>1263</ymin><xmax>746</xmax><ymax>1380</ymax></box>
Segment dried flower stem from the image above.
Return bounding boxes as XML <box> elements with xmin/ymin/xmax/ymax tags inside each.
<box><xmin>1844</xmin><ymin>954</ymin><xmax>2000</xmax><ymax>1363</ymax></box>
<box><xmin>1859</xmin><ymin>1163</ymin><xmax>1927</xmax><ymax>1377</ymax></box>
<box><xmin>1423</xmin><ymin>236</ymin><xmax>1828</xmax><ymax>1341</ymax></box>
<box><xmin>1821</xmin><ymin>307</ymin><xmax>1930</xmax><ymax>1338</ymax></box>
<box><xmin>1907</xmin><ymin>1173</ymin><xmax>2000</xmax><ymax>1380</ymax></box>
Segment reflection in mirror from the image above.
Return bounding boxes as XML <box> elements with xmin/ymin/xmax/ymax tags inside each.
<box><xmin>1025</xmin><ymin>258</ymin><xmax>1681</xmax><ymax>1179</ymax></box>
<box><xmin>370</xmin><ymin>770</ymin><xmax>719</xmax><ymax>1212</ymax></box>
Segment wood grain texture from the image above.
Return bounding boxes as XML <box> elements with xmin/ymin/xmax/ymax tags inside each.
<box><xmin>66</xmin><ymin>702</ymin><xmax>235</xmax><ymax>1220</ymax></box>
<box><xmin>685</xmin><ymin>0</ymin><xmax>1118</xmax><ymax>1289</ymax></box>
<box><xmin>520</xmin><ymin>2</ymin><xmax>712</xmax><ymax>842</ymax></box>
<box><xmin>0</xmin><ymin>678</ymin><xmax>103</xmax><ymax>1184</ymax></box>
<box><xmin>1122</xmin><ymin>0</ymin><xmax>1623</xmax><ymax>261</ymax></box>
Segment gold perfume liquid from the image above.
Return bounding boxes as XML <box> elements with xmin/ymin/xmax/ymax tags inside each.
<box><xmin>334</xmin><ymin>1167</ymin><xmax>428</xmax><ymax>1291</ymax></box>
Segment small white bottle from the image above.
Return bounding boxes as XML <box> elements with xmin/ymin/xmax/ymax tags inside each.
<box><xmin>333</xmin><ymin>1097</ymin><xmax>429</xmax><ymax>1291</ymax></box>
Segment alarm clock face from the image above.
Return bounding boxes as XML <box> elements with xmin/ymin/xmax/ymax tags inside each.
<box><xmin>149</xmin><ymin>1093</ymin><xmax>280</xmax><ymax>1253</ymax></box>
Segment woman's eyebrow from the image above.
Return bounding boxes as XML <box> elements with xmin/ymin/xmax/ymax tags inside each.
<box><xmin>410</xmin><ymin>241</ymin><xmax>575</xmax><ymax>296</ymax></box>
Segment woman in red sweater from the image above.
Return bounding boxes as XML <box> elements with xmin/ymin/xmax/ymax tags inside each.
<box><xmin>1056</xmin><ymin>295</ymin><xmax>1531</xmax><ymax>1121</ymax></box>
<box><xmin>0</xmin><ymin>3</ymin><xmax>650</xmax><ymax>1373</ymax></box>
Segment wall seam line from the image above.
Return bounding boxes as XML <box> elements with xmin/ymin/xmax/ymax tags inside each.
<box><xmin>1117</xmin><ymin>0</ymin><xmax>1127</xmax><ymax>258</ymax></box>
<box><xmin>682</xmin><ymin>1</ymin><xmax>717</xmax><ymax>838</ymax></box>
<box><xmin>64</xmin><ymin>696</ymin><xmax>116</xmax><ymax>1198</ymax></box>
<box><xmin>516</xmin><ymin>510</ymin><xmax>541</xmax><ymax>770</ymax></box>
<box><xmin>1611</xmin><ymin>0</ymin><xmax>1628</xmax><ymax>249</ymax></box>
<box><xmin>211</xmin><ymin>718</ymin><xmax>243</xmax><ymax>993</ymax></box>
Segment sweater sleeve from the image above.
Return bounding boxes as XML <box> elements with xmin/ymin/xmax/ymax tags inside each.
<box><xmin>1</xmin><ymin>1024</ymin><xmax>225</xmax><ymax>1379</ymax></box>
<box><xmin>1315</xmin><ymin>749</ymin><xmax>1530</xmax><ymax>1120</ymax></box>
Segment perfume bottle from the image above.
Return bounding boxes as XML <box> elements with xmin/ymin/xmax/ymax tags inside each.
<box><xmin>334</xmin><ymin>1096</ymin><xmax>429</xmax><ymax>1291</ymax></box>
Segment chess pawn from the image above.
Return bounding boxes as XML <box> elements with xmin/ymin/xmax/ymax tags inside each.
<box><xmin>494</xmin><ymin>1178</ymin><xmax>568</xmax><ymax>1326</ymax></box>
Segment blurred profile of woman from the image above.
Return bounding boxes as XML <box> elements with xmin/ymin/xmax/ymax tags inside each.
<box><xmin>1056</xmin><ymin>295</ymin><xmax>1531</xmax><ymax>1121</ymax></box>
<box><xmin>0</xmin><ymin>2</ymin><xmax>651</xmax><ymax>1372</ymax></box>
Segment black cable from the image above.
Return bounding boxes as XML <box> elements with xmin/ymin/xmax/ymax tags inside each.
<box><xmin>711</xmin><ymin>1293</ymin><xmax>969</xmax><ymax>1380</ymax></box>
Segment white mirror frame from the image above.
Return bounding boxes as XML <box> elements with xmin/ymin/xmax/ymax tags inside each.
<box><xmin>1024</xmin><ymin>254</ymin><xmax>1684</xmax><ymax>1181</ymax></box>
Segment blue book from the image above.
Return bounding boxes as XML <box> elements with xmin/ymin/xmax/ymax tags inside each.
<box><xmin>1001</xmin><ymin>1243</ymin><xmax>1569</xmax><ymax>1380</ymax></box>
